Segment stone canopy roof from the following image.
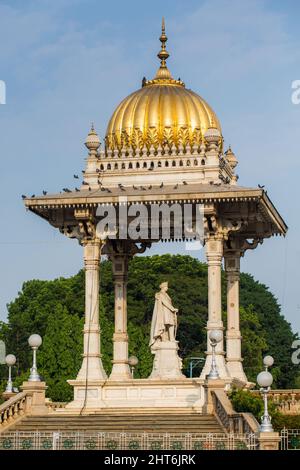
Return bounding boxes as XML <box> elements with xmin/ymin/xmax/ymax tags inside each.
<box><xmin>24</xmin><ymin>183</ymin><xmax>287</xmax><ymax>237</ymax></box>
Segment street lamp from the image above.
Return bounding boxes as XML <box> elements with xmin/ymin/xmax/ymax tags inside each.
<box><xmin>128</xmin><ymin>356</ymin><xmax>138</xmax><ymax>378</ymax></box>
<box><xmin>257</xmin><ymin>370</ymin><xmax>274</xmax><ymax>432</ymax></box>
<box><xmin>263</xmin><ymin>355</ymin><xmax>274</xmax><ymax>371</ymax></box>
<box><xmin>207</xmin><ymin>330</ymin><xmax>223</xmax><ymax>380</ymax></box>
<box><xmin>5</xmin><ymin>354</ymin><xmax>16</xmax><ymax>393</ymax></box>
<box><xmin>28</xmin><ymin>334</ymin><xmax>42</xmax><ymax>382</ymax></box>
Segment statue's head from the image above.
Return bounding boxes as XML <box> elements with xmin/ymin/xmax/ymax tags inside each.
<box><xmin>159</xmin><ymin>281</ymin><xmax>168</xmax><ymax>292</ymax></box>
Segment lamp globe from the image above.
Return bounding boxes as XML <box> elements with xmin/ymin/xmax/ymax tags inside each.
<box><xmin>5</xmin><ymin>354</ymin><xmax>16</xmax><ymax>366</ymax></box>
<box><xmin>257</xmin><ymin>371</ymin><xmax>273</xmax><ymax>388</ymax></box>
<box><xmin>28</xmin><ymin>334</ymin><xmax>42</xmax><ymax>348</ymax></box>
<box><xmin>209</xmin><ymin>330</ymin><xmax>223</xmax><ymax>344</ymax></box>
<box><xmin>263</xmin><ymin>355</ymin><xmax>274</xmax><ymax>368</ymax></box>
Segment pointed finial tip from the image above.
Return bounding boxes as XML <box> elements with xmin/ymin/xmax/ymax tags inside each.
<box><xmin>157</xmin><ymin>16</ymin><xmax>169</xmax><ymax>66</ymax></box>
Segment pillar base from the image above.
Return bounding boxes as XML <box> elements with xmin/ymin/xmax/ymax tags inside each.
<box><xmin>226</xmin><ymin>359</ymin><xmax>248</xmax><ymax>383</ymax></box>
<box><xmin>66</xmin><ymin>379</ymin><xmax>107</xmax><ymax>410</ymax></box>
<box><xmin>76</xmin><ymin>356</ymin><xmax>107</xmax><ymax>382</ymax></box>
<box><xmin>109</xmin><ymin>362</ymin><xmax>132</xmax><ymax>381</ymax></box>
<box><xmin>2</xmin><ymin>391</ymin><xmax>17</xmax><ymax>401</ymax></box>
<box><xmin>21</xmin><ymin>381</ymin><xmax>49</xmax><ymax>416</ymax></box>
<box><xmin>258</xmin><ymin>432</ymin><xmax>281</xmax><ymax>450</ymax></box>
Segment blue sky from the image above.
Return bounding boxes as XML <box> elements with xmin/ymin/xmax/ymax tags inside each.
<box><xmin>0</xmin><ymin>0</ymin><xmax>300</xmax><ymax>335</ymax></box>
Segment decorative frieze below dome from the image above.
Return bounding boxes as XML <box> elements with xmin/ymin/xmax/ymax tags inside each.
<box><xmin>105</xmin><ymin>126</ymin><xmax>222</xmax><ymax>157</ymax></box>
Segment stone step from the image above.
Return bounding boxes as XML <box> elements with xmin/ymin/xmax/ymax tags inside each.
<box><xmin>53</xmin><ymin>407</ymin><xmax>204</xmax><ymax>415</ymax></box>
<box><xmin>9</xmin><ymin>414</ymin><xmax>224</xmax><ymax>434</ymax></box>
<box><xmin>20</xmin><ymin>416</ymin><xmax>218</xmax><ymax>422</ymax></box>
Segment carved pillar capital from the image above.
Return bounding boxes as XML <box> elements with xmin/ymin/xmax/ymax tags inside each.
<box><xmin>224</xmin><ymin>236</ymin><xmax>263</xmax><ymax>258</ymax></box>
<box><xmin>204</xmin><ymin>215</ymin><xmax>244</xmax><ymax>243</ymax></box>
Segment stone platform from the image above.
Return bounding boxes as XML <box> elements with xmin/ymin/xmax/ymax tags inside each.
<box><xmin>65</xmin><ymin>378</ymin><xmax>205</xmax><ymax>412</ymax></box>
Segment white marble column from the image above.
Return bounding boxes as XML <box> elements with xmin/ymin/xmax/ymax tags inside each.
<box><xmin>109</xmin><ymin>254</ymin><xmax>132</xmax><ymax>380</ymax></box>
<box><xmin>200</xmin><ymin>237</ymin><xmax>229</xmax><ymax>379</ymax></box>
<box><xmin>224</xmin><ymin>252</ymin><xmax>247</xmax><ymax>382</ymax></box>
<box><xmin>76</xmin><ymin>239</ymin><xmax>107</xmax><ymax>381</ymax></box>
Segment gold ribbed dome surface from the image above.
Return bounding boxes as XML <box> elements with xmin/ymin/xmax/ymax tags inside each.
<box><xmin>105</xmin><ymin>20</ymin><xmax>222</xmax><ymax>151</ymax></box>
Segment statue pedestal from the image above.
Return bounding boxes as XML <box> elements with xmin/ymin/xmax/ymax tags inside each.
<box><xmin>149</xmin><ymin>341</ymin><xmax>185</xmax><ymax>380</ymax></box>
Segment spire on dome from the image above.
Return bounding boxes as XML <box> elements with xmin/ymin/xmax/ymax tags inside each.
<box><xmin>157</xmin><ymin>17</ymin><xmax>169</xmax><ymax>67</ymax></box>
<box><xmin>154</xmin><ymin>18</ymin><xmax>172</xmax><ymax>80</ymax></box>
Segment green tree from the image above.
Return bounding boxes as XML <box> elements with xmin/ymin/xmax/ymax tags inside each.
<box><xmin>0</xmin><ymin>254</ymin><xmax>298</xmax><ymax>401</ymax></box>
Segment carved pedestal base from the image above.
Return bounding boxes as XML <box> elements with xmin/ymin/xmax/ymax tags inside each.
<box><xmin>149</xmin><ymin>341</ymin><xmax>185</xmax><ymax>380</ymax></box>
<box><xmin>60</xmin><ymin>378</ymin><xmax>205</xmax><ymax>413</ymax></box>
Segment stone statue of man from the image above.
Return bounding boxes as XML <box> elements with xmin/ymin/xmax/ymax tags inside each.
<box><xmin>149</xmin><ymin>281</ymin><xmax>178</xmax><ymax>347</ymax></box>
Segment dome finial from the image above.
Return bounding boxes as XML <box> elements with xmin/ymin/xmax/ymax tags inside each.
<box><xmin>157</xmin><ymin>17</ymin><xmax>169</xmax><ymax>67</ymax></box>
<box><xmin>153</xmin><ymin>18</ymin><xmax>172</xmax><ymax>80</ymax></box>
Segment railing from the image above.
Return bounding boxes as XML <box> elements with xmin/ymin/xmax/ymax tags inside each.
<box><xmin>268</xmin><ymin>390</ymin><xmax>300</xmax><ymax>415</ymax></box>
<box><xmin>45</xmin><ymin>401</ymin><xmax>67</xmax><ymax>411</ymax></box>
<box><xmin>212</xmin><ymin>389</ymin><xmax>259</xmax><ymax>435</ymax></box>
<box><xmin>0</xmin><ymin>431</ymin><xmax>258</xmax><ymax>450</ymax></box>
<box><xmin>280</xmin><ymin>428</ymin><xmax>300</xmax><ymax>450</ymax></box>
<box><xmin>0</xmin><ymin>393</ymin><xmax>28</xmax><ymax>432</ymax></box>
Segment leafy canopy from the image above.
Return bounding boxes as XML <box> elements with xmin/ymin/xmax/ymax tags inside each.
<box><xmin>0</xmin><ymin>254</ymin><xmax>298</xmax><ymax>401</ymax></box>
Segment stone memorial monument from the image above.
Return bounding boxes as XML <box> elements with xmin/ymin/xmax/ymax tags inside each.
<box><xmin>149</xmin><ymin>282</ymin><xmax>185</xmax><ymax>379</ymax></box>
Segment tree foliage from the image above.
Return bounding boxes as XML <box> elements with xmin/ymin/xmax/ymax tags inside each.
<box><xmin>0</xmin><ymin>254</ymin><xmax>298</xmax><ymax>401</ymax></box>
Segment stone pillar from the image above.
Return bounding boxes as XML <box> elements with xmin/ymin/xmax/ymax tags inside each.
<box><xmin>224</xmin><ymin>252</ymin><xmax>247</xmax><ymax>383</ymax></box>
<box><xmin>258</xmin><ymin>432</ymin><xmax>281</xmax><ymax>450</ymax></box>
<box><xmin>76</xmin><ymin>239</ymin><xmax>107</xmax><ymax>381</ymax></box>
<box><xmin>109</xmin><ymin>254</ymin><xmax>132</xmax><ymax>380</ymax></box>
<box><xmin>200</xmin><ymin>237</ymin><xmax>229</xmax><ymax>379</ymax></box>
<box><xmin>21</xmin><ymin>381</ymin><xmax>48</xmax><ymax>416</ymax></box>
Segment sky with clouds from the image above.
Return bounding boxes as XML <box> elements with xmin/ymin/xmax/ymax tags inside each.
<box><xmin>0</xmin><ymin>0</ymin><xmax>300</xmax><ymax>335</ymax></box>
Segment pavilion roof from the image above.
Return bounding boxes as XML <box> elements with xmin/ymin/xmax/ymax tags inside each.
<box><xmin>24</xmin><ymin>183</ymin><xmax>287</xmax><ymax>236</ymax></box>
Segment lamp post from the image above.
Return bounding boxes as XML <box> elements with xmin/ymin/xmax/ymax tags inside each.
<box><xmin>5</xmin><ymin>354</ymin><xmax>16</xmax><ymax>393</ymax></box>
<box><xmin>28</xmin><ymin>334</ymin><xmax>42</xmax><ymax>382</ymax></box>
<box><xmin>207</xmin><ymin>330</ymin><xmax>223</xmax><ymax>379</ymax></box>
<box><xmin>263</xmin><ymin>355</ymin><xmax>274</xmax><ymax>371</ymax></box>
<box><xmin>128</xmin><ymin>356</ymin><xmax>138</xmax><ymax>378</ymax></box>
<box><xmin>257</xmin><ymin>370</ymin><xmax>274</xmax><ymax>432</ymax></box>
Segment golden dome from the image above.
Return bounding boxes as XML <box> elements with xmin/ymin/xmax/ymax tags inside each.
<box><xmin>105</xmin><ymin>20</ymin><xmax>222</xmax><ymax>152</ymax></box>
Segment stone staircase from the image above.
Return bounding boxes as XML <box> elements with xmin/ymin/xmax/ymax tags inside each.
<box><xmin>8</xmin><ymin>411</ymin><xmax>224</xmax><ymax>434</ymax></box>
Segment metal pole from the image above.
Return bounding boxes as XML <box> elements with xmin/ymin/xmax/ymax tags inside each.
<box><xmin>260</xmin><ymin>387</ymin><xmax>273</xmax><ymax>432</ymax></box>
<box><xmin>207</xmin><ymin>341</ymin><xmax>219</xmax><ymax>379</ymax></box>
<box><xmin>29</xmin><ymin>347</ymin><xmax>40</xmax><ymax>381</ymax></box>
<box><xmin>5</xmin><ymin>366</ymin><xmax>13</xmax><ymax>393</ymax></box>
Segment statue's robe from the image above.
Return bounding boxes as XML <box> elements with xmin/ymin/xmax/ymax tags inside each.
<box><xmin>149</xmin><ymin>291</ymin><xmax>177</xmax><ymax>347</ymax></box>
